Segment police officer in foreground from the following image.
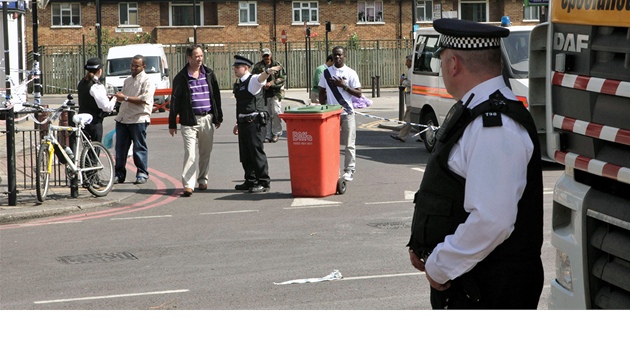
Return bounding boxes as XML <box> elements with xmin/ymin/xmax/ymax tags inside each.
<box><xmin>77</xmin><ymin>57</ymin><xmax>117</xmax><ymax>142</ymax></box>
<box><xmin>231</xmin><ymin>55</ymin><xmax>281</xmax><ymax>193</ymax></box>
<box><xmin>407</xmin><ymin>19</ymin><xmax>544</xmax><ymax>309</ymax></box>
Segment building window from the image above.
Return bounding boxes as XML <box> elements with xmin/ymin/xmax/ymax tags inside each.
<box><xmin>524</xmin><ymin>5</ymin><xmax>540</xmax><ymax>21</ymax></box>
<box><xmin>170</xmin><ymin>2</ymin><xmax>202</xmax><ymax>26</ymax></box>
<box><xmin>460</xmin><ymin>1</ymin><xmax>487</xmax><ymax>22</ymax></box>
<box><xmin>415</xmin><ymin>1</ymin><xmax>433</xmax><ymax>22</ymax></box>
<box><xmin>292</xmin><ymin>2</ymin><xmax>318</xmax><ymax>24</ymax></box>
<box><xmin>357</xmin><ymin>1</ymin><xmax>383</xmax><ymax>23</ymax></box>
<box><xmin>239</xmin><ymin>1</ymin><xmax>257</xmax><ymax>24</ymax></box>
<box><xmin>119</xmin><ymin>2</ymin><xmax>139</xmax><ymax>26</ymax></box>
<box><xmin>51</xmin><ymin>3</ymin><xmax>81</xmax><ymax>27</ymax></box>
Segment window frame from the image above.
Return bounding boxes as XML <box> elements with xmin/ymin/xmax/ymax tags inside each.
<box><xmin>415</xmin><ymin>0</ymin><xmax>433</xmax><ymax>23</ymax></box>
<box><xmin>239</xmin><ymin>1</ymin><xmax>258</xmax><ymax>25</ymax></box>
<box><xmin>459</xmin><ymin>1</ymin><xmax>488</xmax><ymax>22</ymax></box>
<box><xmin>119</xmin><ymin>2</ymin><xmax>139</xmax><ymax>27</ymax></box>
<box><xmin>292</xmin><ymin>1</ymin><xmax>319</xmax><ymax>25</ymax></box>
<box><xmin>357</xmin><ymin>1</ymin><xmax>384</xmax><ymax>24</ymax></box>
<box><xmin>523</xmin><ymin>5</ymin><xmax>540</xmax><ymax>22</ymax></box>
<box><xmin>169</xmin><ymin>2</ymin><xmax>204</xmax><ymax>26</ymax></box>
<box><xmin>51</xmin><ymin>2</ymin><xmax>81</xmax><ymax>27</ymax></box>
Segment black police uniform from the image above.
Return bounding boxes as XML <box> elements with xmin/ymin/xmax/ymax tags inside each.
<box><xmin>77</xmin><ymin>78</ymin><xmax>105</xmax><ymax>142</ymax></box>
<box><xmin>407</xmin><ymin>19</ymin><xmax>544</xmax><ymax>309</ymax></box>
<box><xmin>233</xmin><ymin>73</ymin><xmax>271</xmax><ymax>190</ymax></box>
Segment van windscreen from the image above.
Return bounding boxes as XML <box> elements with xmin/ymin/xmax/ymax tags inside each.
<box><xmin>107</xmin><ymin>56</ymin><xmax>162</xmax><ymax>76</ymax></box>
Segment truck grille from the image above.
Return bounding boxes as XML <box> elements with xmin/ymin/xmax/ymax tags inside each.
<box><xmin>585</xmin><ymin>189</ymin><xmax>630</xmax><ymax>309</ymax></box>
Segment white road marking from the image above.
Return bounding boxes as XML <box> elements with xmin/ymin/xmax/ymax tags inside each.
<box><xmin>412</xmin><ymin>167</ymin><xmax>425</xmax><ymax>173</ymax></box>
<box><xmin>111</xmin><ymin>215</ymin><xmax>172</xmax><ymax>220</ymax></box>
<box><xmin>35</xmin><ymin>220</ymin><xmax>83</xmax><ymax>225</ymax></box>
<box><xmin>364</xmin><ymin>200</ymin><xmax>410</xmax><ymax>205</ymax></box>
<box><xmin>34</xmin><ymin>289</ymin><xmax>190</xmax><ymax>304</ymax></box>
<box><xmin>404</xmin><ymin>190</ymin><xmax>415</xmax><ymax>200</ymax></box>
<box><xmin>290</xmin><ymin>198</ymin><xmax>342</xmax><ymax>208</ymax></box>
<box><xmin>544</xmin><ymin>188</ymin><xmax>553</xmax><ymax>195</ymax></box>
<box><xmin>341</xmin><ymin>272</ymin><xmax>423</xmax><ymax>281</ymax></box>
<box><xmin>200</xmin><ymin>210</ymin><xmax>259</xmax><ymax>215</ymax></box>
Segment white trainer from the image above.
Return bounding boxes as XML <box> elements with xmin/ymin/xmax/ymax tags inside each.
<box><xmin>343</xmin><ymin>171</ymin><xmax>354</xmax><ymax>181</ymax></box>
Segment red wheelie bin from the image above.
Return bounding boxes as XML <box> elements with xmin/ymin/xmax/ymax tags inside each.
<box><xmin>279</xmin><ymin>105</ymin><xmax>346</xmax><ymax>197</ymax></box>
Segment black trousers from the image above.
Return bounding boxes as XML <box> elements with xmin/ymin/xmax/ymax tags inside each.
<box><xmin>430</xmin><ymin>258</ymin><xmax>544</xmax><ymax>309</ymax></box>
<box><xmin>83</xmin><ymin>122</ymin><xmax>103</xmax><ymax>142</ymax></box>
<box><xmin>237</xmin><ymin>120</ymin><xmax>270</xmax><ymax>187</ymax></box>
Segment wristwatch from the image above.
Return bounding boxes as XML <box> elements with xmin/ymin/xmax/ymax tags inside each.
<box><xmin>343</xmin><ymin>85</ymin><xmax>349</xmax><ymax>91</ymax></box>
<box><xmin>124</xmin><ymin>96</ymin><xmax>128</xmax><ymax>102</ymax></box>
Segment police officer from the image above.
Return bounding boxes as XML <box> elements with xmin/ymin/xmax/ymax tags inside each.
<box><xmin>77</xmin><ymin>57</ymin><xmax>117</xmax><ymax>142</ymax></box>
<box><xmin>407</xmin><ymin>19</ymin><xmax>544</xmax><ymax>309</ymax></box>
<box><xmin>231</xmin><ymin>55</ymin><xmax>281</xmax><ymax>193</ymax></box>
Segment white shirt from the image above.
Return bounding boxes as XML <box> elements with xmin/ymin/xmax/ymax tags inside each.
<box><xmin>239</xmin><ymin>72</ymin><xmax>266</xmax><ymax>96</ymax></box>
<box><xmin>318</xmin><ymin>64</ymin><xmax>361</xmax><ymax>112</ymax></box>
<box><xmin>425</xmin><ymin>76</ymin><xmax>534</xmax><ymax>284</ymax></box>
<box><xmin>90</xmin><ymin>77</ymin><xmax>117</xmax><ymax>113</ymax></box>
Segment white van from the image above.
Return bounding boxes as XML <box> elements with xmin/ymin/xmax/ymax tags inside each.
<box><xmin>409</xmin><ymin>26</ymin><xmax>532</xmax><ymax>152</ymax></box>
<box><xmin>105</xmin><ymin>43</ymin><xmax>170</xmax><ymax>111</ymax></box>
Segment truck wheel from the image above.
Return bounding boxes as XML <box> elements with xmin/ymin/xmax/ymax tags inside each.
<box><xmin>421</xmin><ymin>112</ymin><xmax>438</xmax><ymax>153</ymax></box>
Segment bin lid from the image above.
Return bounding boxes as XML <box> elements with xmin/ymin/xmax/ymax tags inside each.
<box><xmin>282</xmin><ymin>104</ymin><xmax>343</xmax><ymax>114</ymax></box>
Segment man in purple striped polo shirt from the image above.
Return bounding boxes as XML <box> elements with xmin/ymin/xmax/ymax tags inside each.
<box><xmin>169</xmin><ymin>45</ymin><xmax>223</xmax><ymax>197</ymax></box>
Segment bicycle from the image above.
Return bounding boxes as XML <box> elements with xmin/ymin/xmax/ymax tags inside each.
<box><xmin>23</xmin><ymin>95</ymin><xmax>115</xmax><ymax>202</ymax></box>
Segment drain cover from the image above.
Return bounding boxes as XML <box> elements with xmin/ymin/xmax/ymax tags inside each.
<box><xmin>57</xmin><ymin>252</ymin><xmax>138</xmax><ymax>264</ymax></box>
<box><xmin>368</xmin><ymin>221</ymin><xmax>410</xmax><ymax>230</ymax></box>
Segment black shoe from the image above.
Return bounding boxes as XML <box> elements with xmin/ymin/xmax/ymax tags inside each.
<box><xmin>113</xmin><ymin>177</ymin><xmax>124</xmax><ymax>184</ymax></box>
<box><xmin>235</xmin><ymin>183</ymin><xmax>251</xmax><ymax>191</ymax></box>
<box><xmin>249</xmin><ymin>185</ymin><xmax>270</xmax><ymax>193</ymax></box>
<box><xmin>264</xmin><ymin>138</ymin><xmax>271</xmax><ymax>143</ymax></box>
<box><xmin>390</xmin><ymin>134</ymin><xmax>405</xmax><ymax>142</ymax></box>
<box><xmin>271</xmin><ymin>135</ymin><xmax>279</xmax><ymax>143</ymax></box>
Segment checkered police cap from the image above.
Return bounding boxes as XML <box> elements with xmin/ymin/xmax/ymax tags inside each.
<box><xmin>433</xmin><ymin>19</ymin><xmax>509</xmax><ymax>53</ymax></box>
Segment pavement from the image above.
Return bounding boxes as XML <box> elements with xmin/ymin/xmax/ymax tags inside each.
<box><xmin>0</xmin><ymin>87</ymin><xmax>405</xmax><ymax>224</ymax></box>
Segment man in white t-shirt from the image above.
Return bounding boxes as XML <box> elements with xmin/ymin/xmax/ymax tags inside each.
<box><xmin>318</xmin><ymin>46</ymin><xmax>362</xmax><ymax>182</ymax></box>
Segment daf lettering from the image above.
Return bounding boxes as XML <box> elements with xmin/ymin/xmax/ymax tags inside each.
<box><xmin>553</xmin><ymin>32</ymin><xmax>589</xmax><ymax>52</ymax></box>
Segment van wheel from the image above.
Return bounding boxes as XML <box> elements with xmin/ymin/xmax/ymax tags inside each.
<box><xmin>421</xmin><ymin>112</ymin><xmax>438</xmax><ymax>153</ymax></box>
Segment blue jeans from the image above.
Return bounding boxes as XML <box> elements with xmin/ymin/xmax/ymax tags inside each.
<box><xmin>115</xmin><ymin>121</ymin><xmax>149</xmax><ymax>181</ymax></box>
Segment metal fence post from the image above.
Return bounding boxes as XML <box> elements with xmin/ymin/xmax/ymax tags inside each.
<box><xmin>1</xmin><ymin>105</ymin><xmax>17</xmax><ymax>206</ymax></box>
<box><xmin>399</xmin><ymin>84</ymin><xmax>405</xmax><ymax>121</ymax></box>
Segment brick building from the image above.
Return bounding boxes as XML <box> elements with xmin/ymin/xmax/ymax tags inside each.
<box><xmin>26</xmin><ymin>0</ymin><xmax>544</xmax><ymax>48</ymax></box>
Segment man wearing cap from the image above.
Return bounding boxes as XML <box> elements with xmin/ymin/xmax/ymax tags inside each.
<box><xmin>251</xmin><ymin>48</ymin><xmax>286</xmax><ymax>143</ymax></box>
<box><xmin>391</xmin><ymin>54</ymin><xmax>420</xmax><ymax>143</ymax></box>
<box><xmin>407</xmin><ymin>19</ymin><xmax>543</xmax><ymax>309</ymax></box>
<box><xmin>231</xmin><ymin>55</ymin><xmax>281</xmax><ymax>193</ymax></box>
<box><xmin>169</xmin><ymin>45</ymin><xmax>223</xmax><ymax>197</ymax></box>
<box><xmin>112</xmin><ymin>54</ymin><xmax>155</xmax><ymax>185</ymax></box>
<box><xmin>77</xmin><ymin>57</ymin><xmax>117</xmax><ymax>142</ymax></box>
<box><xmin>318</xmin><ymin>46</ymin><xmax>362</xmax><ymax>182</ymax></box>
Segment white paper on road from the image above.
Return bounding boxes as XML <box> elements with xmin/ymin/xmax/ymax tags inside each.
<box><xmin>273</xmin><ymin>270</ymin><xmax>343</xmax><ymax>285</ymax></box>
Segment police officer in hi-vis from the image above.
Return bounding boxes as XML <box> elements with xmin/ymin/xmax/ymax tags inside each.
<box><xmin>407</xmin><ymin>19</ymin><xmax>544</xmax><ymax>309</ymax></box>
<box><xmin>231</xmin><ymin>55</ymin><xmax>282</xmax><ymax>193</ymax></box>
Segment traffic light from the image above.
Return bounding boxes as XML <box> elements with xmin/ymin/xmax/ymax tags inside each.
<box><xmin>326</xmin><ymin>21</ymin><xmax>332</xmax><ymax>32</ymax></box>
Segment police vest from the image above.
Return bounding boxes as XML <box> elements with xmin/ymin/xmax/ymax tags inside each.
<box><xmin>77</xmin><ymin>78</ymin><xmax>104</xmax><ymax>124</ymax></box>
<box><xmin>408</xmin><ymin>90</ymin><xmax>543</xmax><ymax>263</ymax></box>
<box><xmin>233</xmin><ymin>75</ymin><xmax>265</xmax><ymax>115</ymax></box>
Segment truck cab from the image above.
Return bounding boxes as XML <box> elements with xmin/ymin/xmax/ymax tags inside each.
<box><xmin>408</xmin><ymin>26</ymin><xmax>534</xmax><ymax>153</ymax></box>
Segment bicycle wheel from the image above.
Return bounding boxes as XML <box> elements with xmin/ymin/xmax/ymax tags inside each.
<box><xmin>81</xmin><ymin>141</ymin><xmax>114</xmax><ymax>197</ymax></box>
<box><xmin>35</xmin><ymin>142</ymin><xmax>51</xmax><ymax>202</ymax></box>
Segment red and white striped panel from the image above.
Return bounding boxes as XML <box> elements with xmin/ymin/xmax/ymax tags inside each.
<box><xmin>553</xmin><ymin>114</ymin><xmax>630</xmax><ymax>146</ymax></box>
<box><xmin>555</xmin><ymin>151</ymin><xmax>630</xmax><ymax>184</ymax></box>
<box><xmin>552</xmin><ymin>71</ymin><xmax>630</xmax><ymax>98</ymax></box>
